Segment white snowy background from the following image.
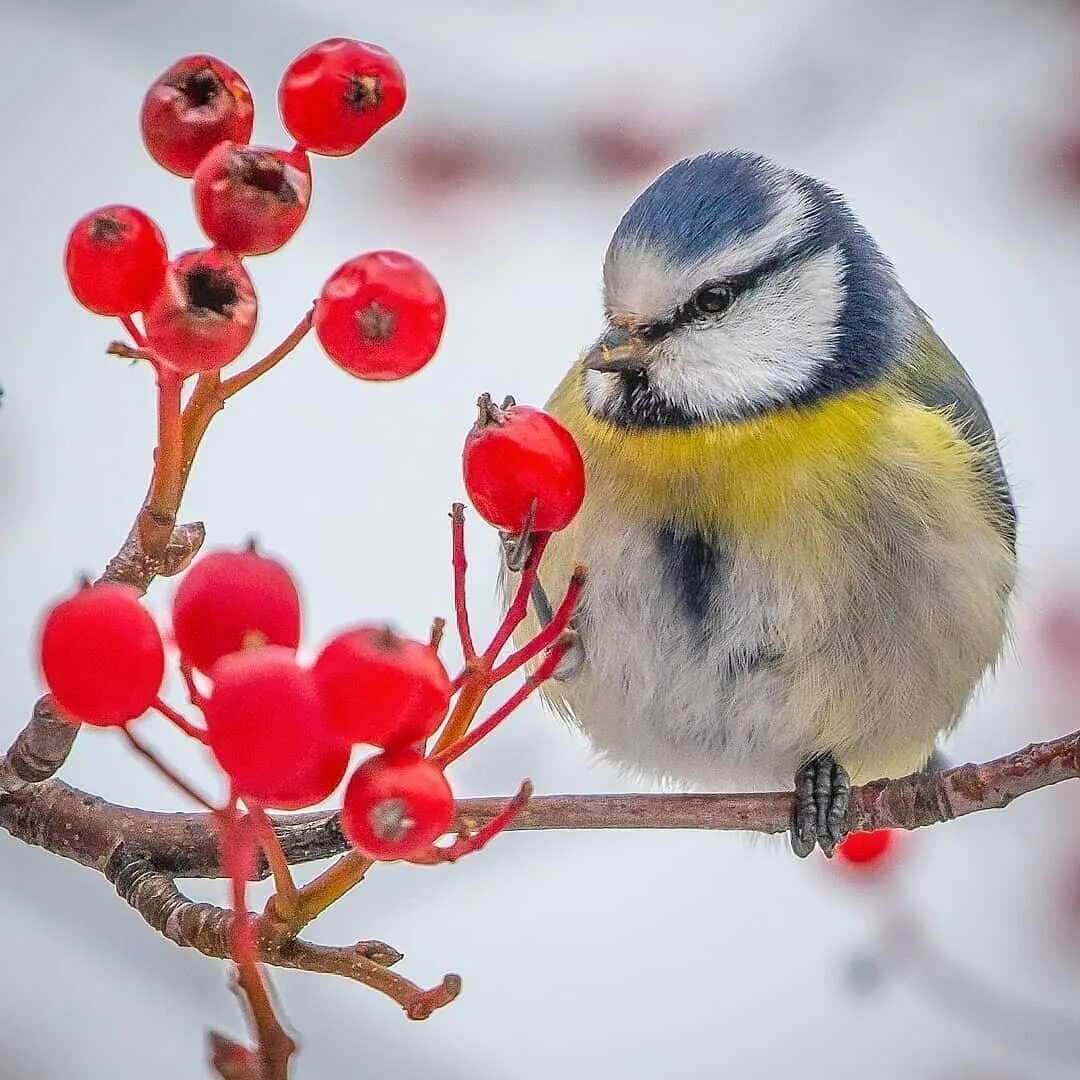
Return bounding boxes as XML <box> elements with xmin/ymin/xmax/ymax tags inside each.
<box><xmin>2</xmin><ymin>1</ymin><xmax>1080</xmax><ymax>1077</ymax></box>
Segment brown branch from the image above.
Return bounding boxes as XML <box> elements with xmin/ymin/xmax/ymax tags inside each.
<box><xmin>3</xmin><ymin>730</ymin><xmax>1079</xmax><ymax>883</ymax></box>
<box><xmin>105</xmin><ymin>847</ymin><xmax>460</xmax><ymax>1021</ymax></box>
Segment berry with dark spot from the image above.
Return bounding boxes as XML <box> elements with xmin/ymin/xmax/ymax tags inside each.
<box><xmin>194</xmin><ymin>143</ymin><xmax>312</xmax><ymax>256</ymax></box>
<box><xmin>64</xmin><ymin>205</ymin><xmax>168</xmax><ymax>316</ymax></box>
<box><xmin>341</xmin><ymin>749</ymin><xmax>454</xmax><ymax>861</ymax></box>
<box><xmin>143</xmin><ymin>247</ymin><xmax>257</xmax><ymax>374</ymax></box>
<box><xmin>278</xmin><ymin>38</ymin><xmax>405</xmax><ymax>157</ymax></box>
<box><xmin>314</xmin><ymin>251</ymin><xmax>444</xmax><ymax>380</ymax></box>
<box><xmin>141</xmin><ymin>55</ymin><xmax>254</xmax><ymax>177</ymax></box>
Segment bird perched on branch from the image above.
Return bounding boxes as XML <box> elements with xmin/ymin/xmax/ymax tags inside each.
<box><xmin>515</xmin><ymin>150</ymin><xmax>1016</xmax><ymax>856</ymax></box>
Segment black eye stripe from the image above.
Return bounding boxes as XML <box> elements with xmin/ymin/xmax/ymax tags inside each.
<box><xmin>631</xmin><ymin>240</ymin><xmax>820</xmax><ymax>342</ymax></box>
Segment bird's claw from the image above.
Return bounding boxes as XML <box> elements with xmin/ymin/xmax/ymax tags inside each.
<box><xmin>791</xmin><ymin>753</ymin><xmax>850</xmax><ymax>858</ymax></box>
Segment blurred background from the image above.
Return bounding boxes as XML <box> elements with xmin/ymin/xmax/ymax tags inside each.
<box><xmin>3</xmin><ymin>0</ymin><xmax>1080</xmax><ymax>1076</ymax></box>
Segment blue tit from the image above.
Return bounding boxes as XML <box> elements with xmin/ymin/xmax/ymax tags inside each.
<box><xmin>509</xmin><ymin>150</ymin><xmax>1016</xmax><ymax>856</ymax></box>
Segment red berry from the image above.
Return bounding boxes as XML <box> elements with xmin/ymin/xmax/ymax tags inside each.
<box><xmin>64</xmin><ymin>206</ymin><xmax>168</xmax><ymax>316</ymax></box>
<box><xmin>835</xmin><ymin>829</ymin><xmax>897</xmax><ymax>869</ymax></box>
<box><xmin>341</xmin><ymin>749</ymin><xmax>454</xmax><ymax>860</ymax></box>
<box><xmin>313</xmin><ymin>626</ymin><xmax>451</xmax><ymax>748</ymax></box>
<box><xmin>141</xmin><ymin>55</ymin><xmax>254</xmax><ymax>178</ymax></box>
<box><xmin>143</xmin><ymin>248</ymin><xmax>257</xmax><ymax>374</ymax></box>
<box><xmin>314</xmin><ymin>251</ymin><xmax>445</xmax><ymax>380</ymax></box>
<box><xmin>204</xmin><ymin>647</ymin><xmax>346</xmax><ymax>809</ymax></box>
<box><xmin>40</xmin><ymin>583</ymin><xmax>164</xmax><ymax>727</ymax></box>
<box><xmin>463</xmin><ymin>395</ymin><xmax>586</xmax><ymax>533</ymax></box>
<box><xmin>194</xmin><ymin>143</ymin><xmax>312</xmax><ymax>257</ymax></box>
<box><xmin>172</xmin><ymin>547</ymin><xmax>302</xmax><ymax>675</ymax></box>
<box><xmin>278</xmin><ymin>38</ymin><xmax>406</xmax><ymax>157</ymax></box>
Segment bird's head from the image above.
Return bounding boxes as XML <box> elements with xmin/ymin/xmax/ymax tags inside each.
<box><xmin>582</xmin><ymin>151</ymin><xmax>914</xmax><ymax>428</ymax></box>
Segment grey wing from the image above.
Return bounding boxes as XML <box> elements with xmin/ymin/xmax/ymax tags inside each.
<box><xmin>897</xmin><ymin>312</ymin><xmax>1016</xmax><ymax>553</ymax></box>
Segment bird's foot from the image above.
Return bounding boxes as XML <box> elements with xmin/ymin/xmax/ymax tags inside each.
<box><xmin>790</xmin><ymin>753</ymin><xmax>850</xmax><ymax>858</ymax></box>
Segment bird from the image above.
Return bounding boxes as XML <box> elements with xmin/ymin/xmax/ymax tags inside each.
<box><xmin>509</xmin><ymin>150</ymin><xmax>1016</xmax><ymax>856</ymax></box>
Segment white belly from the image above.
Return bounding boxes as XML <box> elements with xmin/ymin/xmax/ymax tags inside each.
<box><xmin>534</xmin><ymin>499</ymin><xmax>1011</xmax><ymax>790</ymax></box>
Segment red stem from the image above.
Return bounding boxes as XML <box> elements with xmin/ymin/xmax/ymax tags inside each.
<box><xmin>179</xmin><ymin>663</ymin><xmax>206</xmax><ymax>710</ymax></box>
<box><xmin>120</xmin><ymin>314</ymin><xmax>146</xmax><ymax>347</ymax></box>
<box><xmin>121</xmin><ymin>725</ymin><xmax>216</xmax><ymax>810</ymax></box>
<box><xmin>483</xmin><ymin>532</ymin><xmax>550</xmax><ymax>663</ymax></box>
<box><xmin>491</xmin><ymin>566</ymin><xmax>584</xmax><ymax>681</ymax></box>
<box><xmin>410</xmin><ymin>781</ymin><xmax>533</xmax><ymax>864</ymax></box>
<box><xmin>152</xmin><ymin>697</ymin><xmax>207</xmax><ymax>742</ymax></box>
<box><xmin>435</xmin><ymin>637</ymin><xmax>571</xmax><ymax>767</ymax></box>
<box><xmin>451</xmin><ymin>504</ymin><xmax>476</xmax><ymax>662</ymax></box>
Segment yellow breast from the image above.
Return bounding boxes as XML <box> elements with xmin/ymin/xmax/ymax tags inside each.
<box><xmin>547</xmin><ymin>365</ymin><xmax>997</xmax><ymax>556</ymax></box>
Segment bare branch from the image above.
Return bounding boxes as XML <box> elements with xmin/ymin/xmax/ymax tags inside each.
<box><xmin>3</xmin><ymin>730</ymin><xmax>1079</xmax><ymax>883</ymax></box>
<box><xmin>105</xmin><ymin>847</ymin><xmax>460</xmax><ymax>1020</ymax></box>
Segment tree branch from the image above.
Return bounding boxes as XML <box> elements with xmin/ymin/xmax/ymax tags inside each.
<box><xmin>2</xmin><ymin>729</ymin><xmax>1079</xmax><ymax>881</ymax></box>
<box><xmin>105</xmin><ymin>846</ymin><xmax>460</xmax><ymax>1020</ymax></box>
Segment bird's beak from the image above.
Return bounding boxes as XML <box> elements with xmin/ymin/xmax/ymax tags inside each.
<box><xmin>582</xmin><ymin>325</ymin><xmax>646</xmax><ymax>374</ymax></box>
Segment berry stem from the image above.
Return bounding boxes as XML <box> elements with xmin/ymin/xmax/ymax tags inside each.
<box><xmin>409</xmin><ymin>780</ymin><xmax>533</xmax><ymax>864</ymax></box>
<box><xmin>450</xmin><ymin>504</ymin><xmax>476</xmax><ymax>662</ymax></box>
<box><xmin>120</xmin><ymin>314</ymin><xmax>147</xmax><ymax>347</ymax></box>
<box><xmin>434</xmin><ymin>636</ymin><xmax>573</xmax><ymax>767</ymax></box>
<box><xmin>177</xmin><ymin>311</ymin><xmax>314</xmax><ymax>489</ymax></box>
<box><xmin>483</xmin><ymin>531</ymin><xmax>550</xmax><ymax>663</ymax></box>
<box><xmin>248</xmin><ymin>804</ymin><xmax>302</xmax><ymax>927</ymax></box>
<box><xmin>137</xmin><ymin>366</ymin><xmax>185</xmax><ymax>558</ymax></box>
<box><xmin>429</xmin><ymin>672</ymin><xmax>488</xmax><ymax>756</ymax></box>
<box><xmin>218</xmin><ymin>802</ymin><xmax>296</xmax><ymax>1077</ymax></box>
<box><xmin>120</xmin><ymin>725</ymin><xmax>216</xmax><ymax>809</ymax></box>
<box><xmin>179</xmin><ymin>662</ymin><xmax>206</xmax><ymax>709</ymax></box>
<box><xmin>219</xmin><ymin>308</ymin><xmax>313</xmax><ymax>400</ymax></box>
<box><xmin>490</xmin><ymin>565</ymin><xmax>585</xmax><ymax>682</ymax></box>
<box><xmin>152</xmin><ymin>696</ymin><xmax>207</xmax><ymax>742</ymax></box>
<box><xmin>179</xmin><ymin>372</ymin><xmax>222</xmax><ymax>482</ymax></box>
<box><xmin>262</xmin><ymin>850</ymin><xmax>375</xmax><ymax>939</ymax></box>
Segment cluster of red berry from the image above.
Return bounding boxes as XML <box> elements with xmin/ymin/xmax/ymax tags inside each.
<box><xmin>40</xmin><ymin>393</ymin><xmax>586</xmax><ymax>863</ymax></box>
<box><xmin>64</xmin><ymin>39</ymin><xmax>443</xmax><ymax>381</ymax></box>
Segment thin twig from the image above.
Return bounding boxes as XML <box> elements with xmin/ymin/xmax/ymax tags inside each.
<box><xmin>219</xmin><ymin>309</ymin><xmax>313</xmax><ymax>400</ymax></box>
<box><xmin>153</xmin><ymin>697</ymin><xmax>207</xmax><ymax>742</ymax></box>
<box><xmin>436</xmin><ymin>639</ymin><xmax>572</xmax><ymax>767</ymax></box>
<box><xmin>450</xmin><ymin>504</ymin><xmax>476</xmax><ymax>662</ymax></box>
<box><xmin>104</xmin><ymin>848</ymin><xmax>458</xmax><ymax>1021</ymax></box>
<box><xmin>121</xmin><ymin>727</ymin><xmax>216</xmax><ymax>811</ymax></box>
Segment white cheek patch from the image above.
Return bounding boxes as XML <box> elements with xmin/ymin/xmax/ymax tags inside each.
<box><xmin>649</xmin><ymin>245</ymin><xmax>846</xmax><ymax>419</ymax></box>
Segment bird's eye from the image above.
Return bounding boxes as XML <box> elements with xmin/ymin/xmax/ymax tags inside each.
<box><xmin>692</xmin><ymin>282</ymin><xmax>733</xmax><ymax>315</ymax></box>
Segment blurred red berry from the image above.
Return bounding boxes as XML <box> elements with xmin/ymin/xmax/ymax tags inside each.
<box><xmin>313</xmin><ymin>626</ymin><xmax>451</xmax><ymax>748</ymax></box>
<box><xmin>835</xmin><ymin>829</ymin><xmax>897</xmax><ymax>869</ymax></box>
<box><xmin>578</xmin><ymin>114</ymin><xmax>681</xmax><ymax>181</ymax></box>
<box><xmin>395</xmin><ymin>129</ymin><xmax>497</xmax><ymax>194</ymax></box>
<box><xmin>278</xmin><ymin>38</ymin><xmax>405</xmax><ymax>157</ymax></box>
<box><xmin>463</xmin><ymin>395</ymin><xmax>585</xmax><ymax>533</ymax></box>
<box><xmin>143</xmin><ymin>247</ymin><xmax>257</xmax><ymax>374</ymax></box>
<box><xmin>141</xmin><ymin>55</ymin><xmax>254</xmax><ymax>178</ymax></box>
<box><xmin>40</xmin><ymin>583</ymin><xmax>164</xmax><ymax>727</ymax></box>
<box><xmin>314</xmin><ymin>251</ymin><xmax>444</xmax><ymax>380</ymax></box>
<box><xmin>1039</xmin><ymin>602</ymin><xmax>1080</xmax><ymax>678</ymax></box>
<box><xmin>341</xmin><ymin>749</ymin><xmax>454</xmax><ymax>860</ymax></box>
<box><xmin>64</xmin><ymin>206</ymin><xmax>168</xmax><ymax>316</ymax></box>
<box><xmin>172</xmin><ymin>547</ymin><xmax>302</xmax><ymax>675</ymax></box>
<box><xmin>194</xmin><ymin>143</ymin><xmax>312</xmax><ymax>257</ymax></box>
<box><xmin>204</xmin><ymin>646</ymin><xmax>345</xmax><ymax>809</ymax></box>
